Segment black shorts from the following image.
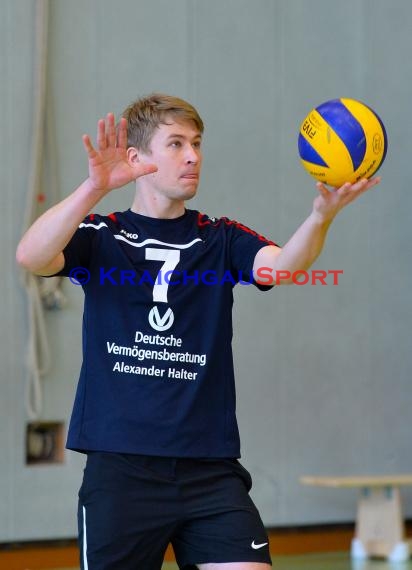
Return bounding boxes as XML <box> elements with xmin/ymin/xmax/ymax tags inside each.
<box><xmin>78</xmin><ymin>452</ymin><xmax>271</xmax><ymax>569</ymax></box>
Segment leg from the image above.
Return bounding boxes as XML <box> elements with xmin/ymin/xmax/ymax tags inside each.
<box><xmin>173</xmin><ymin>459</ymin><xmax>272</xmax><ymax>569</ymax></box>
<box><xmin>78</xmin><ymin>452</ymin><xmax>179</xmax><ymax>570</ymax></box>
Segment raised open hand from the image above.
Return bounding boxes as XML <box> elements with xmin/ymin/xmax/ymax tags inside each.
<box><xmin>82</xmin><ymin>113</ymin><xmax>157</xmax><ymax>194</ymax></box>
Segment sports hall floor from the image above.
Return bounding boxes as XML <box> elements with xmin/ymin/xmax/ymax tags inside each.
<box><xmin>3</xmin><ymin>553</ymin><xmax>412</xmax><ymax>570</ymax></box>
<box><xmin>2</xmin><ymin>528</ymin><xmax>412</xmax><ymax>570</ymax></box>
<box><xmin>35</xmin><ymin>555</ymin><xmax>412</xmax><ymax>569</ymax></box>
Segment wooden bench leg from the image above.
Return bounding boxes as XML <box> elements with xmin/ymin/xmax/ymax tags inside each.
<box><xmin>350</xmin><ymin>486</ymin><xmax>410</xmax><ymax>561</ymax></box>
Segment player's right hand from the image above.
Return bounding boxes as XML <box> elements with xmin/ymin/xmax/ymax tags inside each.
<box><xmin>82</xmin><ymin>113</ymin><xmax>157</xmax><ymax>193</ymax></box>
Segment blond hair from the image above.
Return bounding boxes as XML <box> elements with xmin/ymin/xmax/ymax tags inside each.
<box><xmin>122</xmin><ymin>93</ymin><xmax>204</xmax><ymax>152</ymax></box>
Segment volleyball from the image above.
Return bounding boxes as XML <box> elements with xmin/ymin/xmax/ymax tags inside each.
<box><xmin>298</xmin><ymin>98</ymin><xmax>387</xmax><ymax>187</ymax></box>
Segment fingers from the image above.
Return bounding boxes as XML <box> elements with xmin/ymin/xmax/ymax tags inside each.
<box><xmin>96</xmin><ymin>118</ymin><xmax>107</xmax><ymax>150</ymax></box>
<box><xmin>82</xmin><ymin>134</ymin><xmax>97</xmax><ymax>158</ymax></box>
<box><xmin>106</xmin><ymin>113</ymin><xmax>117</xmax><ymax>148</ymax></box>
<box><xmin>317</xmin><ymin>176</ymin><xmax>381</xmax><ymax>197</ymax></box>
<box><xmin>316</xmin><ymin>181</ymin><xmax>332</xmax><ymax>197</ymax></box>
<box><xmin>314</xmin><ymin>176</ymin><xmax>381</xmax><ymax>219</ymax></box>
<box><xmin>364</xmin><ymin>175</ymin><xmax>381</xmax><ymax>189</ymax></box>
<box><xmin>339</xmin><ymin>176</ymin><xmax>381</xmax><ymax>191</ymax></box>
<box><xmin>83</xmin><ymin>113</ymin><xmax>130</xmax><ymax>157</ymax></box>
<box><xmin>339</xmin><ymin>177</ymin><xmax>381</xmax><ymax>200</ymax></box>
<box><xmin>117</xmin><ymin>117</ymin><xmax>128</xmax><ymax>149</ymax></box>
<box><xmin>94</xmin><ymin>113</ymin><xmax>122</xmax><ymax>150</ymax></box>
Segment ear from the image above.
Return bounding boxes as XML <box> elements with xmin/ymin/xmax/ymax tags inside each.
<box><xmin>126</xmin><ymin>146</ymin><xmax>140</xmax><ymax>166</ymax></box>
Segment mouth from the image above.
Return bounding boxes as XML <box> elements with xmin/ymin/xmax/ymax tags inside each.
<box><xmin>180</xmin><ymin>173</ymin><xmax>199</xmax><ymax>181</ymax></box>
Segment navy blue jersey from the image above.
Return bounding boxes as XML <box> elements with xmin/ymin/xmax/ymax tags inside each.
<box><xmin>59</xmin><ymin>208</ymin><xmax>276</xmax><ymax>457</ymax></box>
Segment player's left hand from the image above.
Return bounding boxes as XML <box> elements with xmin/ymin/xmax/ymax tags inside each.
<box><xmin>313</xmin><ymin>176</ymin><xmax>381</xmax><ymax>223</ymax></box>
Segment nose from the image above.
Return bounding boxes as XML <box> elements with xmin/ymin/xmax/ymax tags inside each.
<box><xmin>185</xmin><ymin>145</ymin><xmax>200</xmax><ymax>165</ymax></box>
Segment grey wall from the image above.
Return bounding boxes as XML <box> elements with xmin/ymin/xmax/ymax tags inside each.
<box><xmin>1</xmin><ymin>0</ymin><xmax>412</xmax><ymax>541</ymax></box>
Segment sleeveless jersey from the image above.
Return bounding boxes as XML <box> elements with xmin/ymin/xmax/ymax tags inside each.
<box><xmin>59</xmin><ymin>208</ymin><xmax>275</xmax><ymax>457</ymax></box>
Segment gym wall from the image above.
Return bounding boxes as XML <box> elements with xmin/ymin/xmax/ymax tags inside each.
<box><xmin>1</xmin><ymin>0</ymin><xmax>411</xmax><ymax>541</ymax></box>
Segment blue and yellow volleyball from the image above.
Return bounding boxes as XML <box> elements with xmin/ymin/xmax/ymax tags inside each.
<box><xmin>298</xmin><ymin>98</ymin><xmax>387</xmax><ymax>187</ymax></box>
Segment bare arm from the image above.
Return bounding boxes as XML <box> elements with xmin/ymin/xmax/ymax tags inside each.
<box><xmin>253</xmin><ymin>176</ymin><xmax>381</xmax><ymax>285</ymax></box>
<box><xmin>16</xmin><ymin>113</ymin><xmax>157</xmax><ymax>275</ymax></box>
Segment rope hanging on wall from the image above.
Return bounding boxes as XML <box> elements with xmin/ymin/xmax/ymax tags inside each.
<box><xmin>21</xmin><ymin>0</ymin><xmax>66</xmax><ymax>420</ymax></box>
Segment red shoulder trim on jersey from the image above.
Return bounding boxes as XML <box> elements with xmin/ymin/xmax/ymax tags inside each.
<box><xmin>197</xmin><ymin>212</ymin><xmax>277</xmax><ymax>246</ymax></box>
<box><xmin>197</xmin><ymin>212</ymin><xmax>212</xmax><ymax>227</ymax></box>
<box><xmin>108</xmin><ymin>213</ymin><xmax>118</xmax><ymax>223</ymax></box>
<box><xmin>89</xmin><ymin>213</ymin><xmax>95</xmax><ymax>221</ymax></box>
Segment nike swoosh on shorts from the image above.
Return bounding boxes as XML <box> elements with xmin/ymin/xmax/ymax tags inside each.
<box><xmin>251</xmin><ymin>540</ymin><xmax>268</xmax><ymax>549</ymax></box>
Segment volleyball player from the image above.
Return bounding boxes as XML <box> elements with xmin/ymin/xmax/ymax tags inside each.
<box><xmin>16</xmin><ymin>93</ymin><xmax>379</xmax><ymax>569</ymax></box>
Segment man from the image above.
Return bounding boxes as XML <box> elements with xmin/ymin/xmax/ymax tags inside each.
<box><xmin>16</xmin><ymin>93</ymin><xmax>380</xmax><ymax>569</ymax></box>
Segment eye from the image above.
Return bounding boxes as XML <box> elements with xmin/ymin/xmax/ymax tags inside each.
<box><xmin>193</xmin><ymin>140</ymin><xmax>202</xmax><ymax>149</ymax></box>
<box><xmin>170</xmin><ymin>140</ymin><xmax>182</xmax><ymax>148</ymax></box>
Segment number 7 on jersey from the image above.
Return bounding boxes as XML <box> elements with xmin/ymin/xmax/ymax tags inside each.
<box><xmin>145</xmin><ymin>248</ymin><xmax>180</xmax><ymax>303</ymax></box>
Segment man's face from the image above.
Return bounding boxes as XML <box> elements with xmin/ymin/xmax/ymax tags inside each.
<box><xmin>138</xmin><ymin>119</ymin><xmax>203</xmax><ymax>201</ymax></box>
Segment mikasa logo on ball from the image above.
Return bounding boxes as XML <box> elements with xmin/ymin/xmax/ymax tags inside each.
<box><xmin>298</xmin><ymin>97</ymin><xmax>387</xmax><ymax>188</ymax></box>
<box><xmin>373</xmin><ymin>133</ymin><xmax>384</xmax><ymax>154</ymax></box>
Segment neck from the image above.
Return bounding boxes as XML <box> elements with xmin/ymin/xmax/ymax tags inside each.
<box><xmin>130</xmin><ymin>189</ymin><xmax>186</xmax><ymax>219</ymax></box>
